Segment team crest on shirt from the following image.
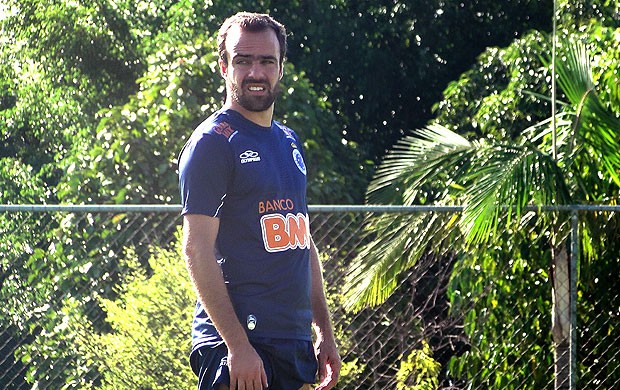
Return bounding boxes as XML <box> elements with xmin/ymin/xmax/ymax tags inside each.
<box><xmin>292</xmin><ymin>149</ymin><xmax>306</xmax><ymax>175</ymax></box>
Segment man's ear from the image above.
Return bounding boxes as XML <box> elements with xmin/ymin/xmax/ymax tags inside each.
<box><xmin>279</xmin><ymin>64</ymin><xmax>284</xmax><ymax>80</ymax></box>
<box><xmin>219</xmin><ymin>58</ymin><xmax>228</xmax><ymax>77</ymax></box>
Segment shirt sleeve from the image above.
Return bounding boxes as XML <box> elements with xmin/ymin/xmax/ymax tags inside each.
<box><xmin>178</xmin><ymin>132</ymin><xmax>233</xmax><ymax>217</ymax></box>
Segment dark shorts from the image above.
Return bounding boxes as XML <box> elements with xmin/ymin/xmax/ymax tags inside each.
<box><xmin>190</xmin><ymin>338</ymin><xmax>318</xmax><ymax>390</ymax></box>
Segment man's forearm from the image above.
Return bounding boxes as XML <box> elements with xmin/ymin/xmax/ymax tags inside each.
<box><xmin>189</xmin><ymin>253</ymin><xmax>249</xmax><ymax>348</ymax></box>
<box><xmin>182</xmin><ymin>215</ymin><xmax>249</xmax><ymax>349</ymax></box>
<box><xmin>309</xmin><ymin>237</ymin><xmax>342</xmax><ymax>390</ymax></box>
<box><xmin>309</xmin><ymin>238</ymin><xmax>336</xmax><ymax>341</ymax></box>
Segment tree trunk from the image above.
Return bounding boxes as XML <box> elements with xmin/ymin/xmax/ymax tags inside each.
<box><xmin>551</xmin><ymin>242</ymin><xmax>571</xmax><ymax>390</ymax></box>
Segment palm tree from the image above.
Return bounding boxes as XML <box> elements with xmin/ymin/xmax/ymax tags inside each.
<box><xmin>343</xmin><ymin>39</ymin><xmax>620</xmax><ymax>389</ymax></box>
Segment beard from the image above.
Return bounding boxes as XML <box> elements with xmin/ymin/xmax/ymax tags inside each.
<box><xmin>230</xmin><ymin>78</ymin><xmax>281</xmax><ymax>112</ymax></box>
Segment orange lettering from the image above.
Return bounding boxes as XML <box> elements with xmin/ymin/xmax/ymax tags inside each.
<box><xmin>260</xmin><ymin>213</ymin><xmax>310</xmax><ymax>253</ymax></box>
<box><xmin>288</xmin><ymin>214</ymin><xmax>309</xmax><ymax>248</ymax></box>
<box><xmin>261</xmin><ymin>214</ymin><xmax>288</xmax><ymax>252</ymax></box>
<box><xmin>258</xmin><ymin>199</ymin><xmax>296</xmax><ymax>214</ymax></box>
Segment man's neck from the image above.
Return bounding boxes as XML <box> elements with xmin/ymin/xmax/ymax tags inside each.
<box><xmin>224</xmin><ymin>102</ymin><xmax>273</xmax><ymax>128</ymax></box>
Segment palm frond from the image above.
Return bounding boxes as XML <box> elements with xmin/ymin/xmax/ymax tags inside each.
<box><xmin>367</xmin><ymin>124</ymin><xmax>472</xmax><ymax>205</ymax></box>
<box><xmin>343</xmin><ymin>211</ymin><xmax>456</xmax><ymax>312</ymax></box>
<box><xmin>548</xmin><ymin>40</ymin><xmax>620</xmax><ymax>186</ymax></box>
<box><xmin>554</xmin><ymin>41</ymin><xmax>594</xmax><ymax>105</ymax></box>
<box><xmin>343</xmin><ymin>125</ymin><xmax>477</xmax><ymax>311</ymax></box>
<box><xmin>460</xmin><ymin>142</ymin><xmax>571</xmax><ymax>245</ymax></box>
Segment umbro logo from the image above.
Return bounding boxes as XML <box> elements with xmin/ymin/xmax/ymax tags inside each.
<box><xmin>240</xmin><ymin>150</ymin><xmax>261</xmax><ymax>164</ymax></box>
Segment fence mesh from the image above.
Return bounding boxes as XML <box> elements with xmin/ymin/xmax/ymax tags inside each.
<box><xmin>0</xmin><ymin>205</ymin><xmax>618</xmax><ymax>389</ymax></box>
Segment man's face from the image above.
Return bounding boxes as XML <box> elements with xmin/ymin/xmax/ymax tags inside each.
<box><xmin>221</xmin><ymin>25</ymin><xmax>283</xmax><ymax>113</ymax></box>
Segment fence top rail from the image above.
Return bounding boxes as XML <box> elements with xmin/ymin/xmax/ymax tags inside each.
<box><xmin>0</xmin><ymin>204</ymin><xmax>182</xmax><ymax>213</ymax></box>
<box><xmin>310</xmin><ymin>204</ymin><xmax>620</xmax><ymax>213</ymax></box>
<box><xmin>0</xmin><ymin>204</ymin><xmax>619</xmax><ymax>213</ymax></box>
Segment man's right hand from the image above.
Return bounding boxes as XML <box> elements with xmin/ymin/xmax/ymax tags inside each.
<box><xmin>228</xmin><ymin>342</ymin><xmax>269</xmax><ymax>390</ymax></box>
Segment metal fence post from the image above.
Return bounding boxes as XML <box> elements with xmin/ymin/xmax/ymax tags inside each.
<box><xmin>570</xmin><ymin>209</ymin><xmax>579</xmax><ymax>390</ymax></box>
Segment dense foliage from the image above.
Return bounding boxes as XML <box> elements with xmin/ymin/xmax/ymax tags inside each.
<box><xmin>84</xmin><ymin>232</ymin><xmax>196</xmax><ymax>389</ymax></box>
<box><xmin>0</xmin><ymin>0</ymin><xmax>557</xmax><ymax>207</ymax></box>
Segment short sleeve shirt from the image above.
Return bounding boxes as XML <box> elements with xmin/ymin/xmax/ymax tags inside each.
<box><xmin>178</xmin><ymin>109</ymin><xmax>313</xmax><ymax>351</ymax></box>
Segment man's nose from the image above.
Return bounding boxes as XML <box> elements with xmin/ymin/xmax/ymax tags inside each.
<box><xmin>247</xmin><ymin>61</ymin><xmax>263</xmax><ymax>78</ymax></box>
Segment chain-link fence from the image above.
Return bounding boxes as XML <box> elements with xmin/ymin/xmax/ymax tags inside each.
<box><xmin>0</xmin><ymin>205</ymin><xmax>618</xmax><ymax>389</ymax></box>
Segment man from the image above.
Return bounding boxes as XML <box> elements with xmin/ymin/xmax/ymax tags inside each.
<box><xmin>178</xmin><ymin>12</ymin><xmax>341</xmax><ymax>390</ymax></box>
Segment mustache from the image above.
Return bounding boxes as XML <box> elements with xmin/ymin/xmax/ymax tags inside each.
<box><xmin>242</xmin><ymin>78</ymin><xmax>270</xmax><ymax>87</ymax></box>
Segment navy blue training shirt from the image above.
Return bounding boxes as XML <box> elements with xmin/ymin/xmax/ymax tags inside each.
<box><xmin>178</xmin><ymin>109</ymin><xmax>313</xmax><ymax>351</ymax></box>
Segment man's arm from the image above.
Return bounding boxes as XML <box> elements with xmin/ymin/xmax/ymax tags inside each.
<box><xmin>182</xmin><ymin>214</ymin><xmax>268</xmax><ymax>389</ymax></box>
<box><xmin>309</xmin><ymin>237</ymin><xmax>341</xmax><ymax>390</ymax></box>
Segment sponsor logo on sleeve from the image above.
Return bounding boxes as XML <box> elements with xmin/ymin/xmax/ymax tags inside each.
<box><xmin>281</xmin><ymin>126</ymin><xmax>297</xmax><ymax>141</ymax></box>
<box><xmin>213</xmin><ymin>122</ymin><xmax>237</xmax><ymax>140</ymax></box>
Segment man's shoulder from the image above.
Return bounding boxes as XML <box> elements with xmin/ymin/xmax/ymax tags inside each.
<box><xmin>179</xmin><ymin>112</ymin><xmax>236</xmax><ymax>166</ymax></box>
<box><xmin>193</xmin><ymin>110</ymin><xmax>238</xmax><ymax>142</ymax></box>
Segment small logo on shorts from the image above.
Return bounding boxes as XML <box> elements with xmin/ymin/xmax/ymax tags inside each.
<box><xmin>247</xmin><ymin>315</ymin><xmax>257</xmax><ymax>331</ymax></box>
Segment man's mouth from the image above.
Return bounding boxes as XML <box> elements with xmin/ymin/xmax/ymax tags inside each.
<box><xmin>244</xmin><ymin>79</ymin><xmax>269</xmax><ymax>94</ymax></box>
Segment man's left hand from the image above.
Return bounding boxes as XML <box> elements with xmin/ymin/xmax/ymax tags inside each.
<box><xmin>314</xmin><ymin>337</ymin><xmax>341</xmax><ymax>390</ymax></box>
